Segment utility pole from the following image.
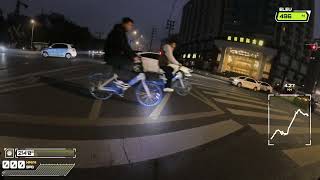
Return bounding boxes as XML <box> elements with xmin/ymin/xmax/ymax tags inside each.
<box><xmin>149</xmin><ymin>27</ymin><xmax>157</xmax><ymax>51</ymax></box>
<box><xmin>166</xmin><ymin>20</ymin><xmax>175</xmax><ymax>38</ymax></box>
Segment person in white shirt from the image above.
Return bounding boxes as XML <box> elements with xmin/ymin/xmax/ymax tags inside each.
<box><xmin>159</xmin><ymin>39</ymin><xmax>181</xmax><ymax>92</ymax></box>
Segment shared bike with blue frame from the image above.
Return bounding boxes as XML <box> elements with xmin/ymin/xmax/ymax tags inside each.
<box><xmin>88</xmin><ymin>63</ymin><xmax>163</xmax><ymax>107</ymax></box>
<box><xmin>155</xmin><ymin>64</ymin><xmax>193</xmax><ymax>96</ymax></box>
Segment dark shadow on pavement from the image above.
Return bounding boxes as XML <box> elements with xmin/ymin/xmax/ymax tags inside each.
<box><xmin>39</xmin><ymin>76</ymin><xmax>92</xmax><ymax>98</ymax></box>
<box><xmin>39</xmin><ymin>76</ymin><xmax>140</xmax><ymax>105</ymax></box>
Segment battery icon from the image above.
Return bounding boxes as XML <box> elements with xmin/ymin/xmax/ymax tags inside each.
<box><xmin>275</xmin><ymin>10</ymin><xmax>311</xmax><ymax>22</ymax></box>
<box><xmin>15</xmin><ymin>148</ymin><xmax>76</xmax><ymax>159</ymax></box>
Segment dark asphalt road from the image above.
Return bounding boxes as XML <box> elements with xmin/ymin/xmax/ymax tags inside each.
<box><xmin>0</xmin><ymin>51</ymin><xmax>320</xmax><ymax>180</ymax></box>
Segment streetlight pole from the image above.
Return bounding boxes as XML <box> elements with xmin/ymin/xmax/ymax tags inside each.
<box><xmin>30</xmin><ymin>19</ymin><xmax>35</xmax><ymax>49</ymax></box>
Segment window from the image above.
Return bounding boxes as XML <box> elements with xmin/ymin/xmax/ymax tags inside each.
<box><xmin>252</xmin><ymin>39</ymin><xmax>257</xmax><ymax>45</ymax></box>
<box><xmin>227</xmin><ymin>36</ymin><xmax>232</xmax><ymax>41</ymax></box>
<box><xmin>246</xmin><ymin>78</ymin><xmax>256</xmax><ymax>83</ymax></box>
<box><xmin>258</xmin><ymin>40</ymin><xmax>264</xmax><ymax>46</ymax></box>
<box><xmin>54</xmin><ymin>44</ymin><xmax>68</xmax><ymax>48</ymax></box>
<box><xmin>51</xmin><ymin>44</ymin><xmax>59</xmax><ymax>48</ymax></box>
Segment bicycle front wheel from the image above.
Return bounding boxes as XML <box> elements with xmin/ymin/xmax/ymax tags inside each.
<box><xmin>136</xmin><ymin>82</ymin><xmax>163</xmax><ymax>107</ymax></box>
<box><xmin>172</xmin><ymin>79</ymin><xmax>192</xmax><ymax>96</ymax></box>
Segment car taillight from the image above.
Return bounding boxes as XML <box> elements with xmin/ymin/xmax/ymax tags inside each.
<box><xmin>159</xmin><ymin>49</ymin><xmax>164</xmax><ymax>56</ymax></box>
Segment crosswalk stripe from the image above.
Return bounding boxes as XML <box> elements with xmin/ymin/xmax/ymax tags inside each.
<box><xmin>214</xmin><ymin>98</ymin><xmax>287</xmax><ymax>114</ymax></box>
<box><xmin>193</xmin><ymin>84</ymin><xmax>260</xmax><ymax>101</ymax></box>
<box><xmin>203</xmin><ymin>91</ymin><xmax>266</xmax><ymax>105</ymax></box>
<box><xmin>190</xmin><ymin>88</ymin><xmax>224</xmax><ymax>112</ymax></box>
<box><xmin>0</xmin><ymin>120</ymin><xmax>243</xmax><ymax>168</ymax></box>
<box><xmin>227</xmin><ymin>109</ymin><xmax>293</xmax><ymax>120</ymax></box>
<box><xmin>283</xmin><ymin>145</ymin><xmax>320</xmax><ymax>167</ymax></box>
<box><xmin>149</xmin><ymin>93</ymin><xmax>172</xmax><ymax>120</ymax></box>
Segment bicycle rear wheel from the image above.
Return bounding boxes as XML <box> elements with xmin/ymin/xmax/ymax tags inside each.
<box><xmin>88</xmin><ymin>73</ymin><xmax>113</xmax><ymax>100</ymax></box>
<box><xmin>136</xmin><ymin>82</ymin><xmax>163</xmax><ymax>107</ymax></box>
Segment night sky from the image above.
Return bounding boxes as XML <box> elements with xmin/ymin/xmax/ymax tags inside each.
<box><xmin>1</xmin><ymin>0</ymin><xmax>188</xmax><ymax>46</ymax></box>
<box><xmin>1</xmin><ymin>0</ymin><xmax>319</xmax><ymax>42</ymax></box>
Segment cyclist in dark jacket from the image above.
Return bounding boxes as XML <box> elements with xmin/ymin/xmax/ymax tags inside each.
<box><xmin>104</xmin><ymin>17</ymin><xmax>141</xmax><ymax>80</ymax></box>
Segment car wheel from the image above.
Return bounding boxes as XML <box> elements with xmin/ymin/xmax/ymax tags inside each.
<box><xmin>237</xmin><ymin>83</ymin><xmax>242</xmax><ymax>88</ymax></box>
<box><xmin>65</xmin><ymin>53</ymin><xmax>72</xmax><ymax>59</ymax></box>
<box><xmin>253</xmin><ymin>87</ymin><xmax>257</xmax><ymax>91</ymax></box>
<box><xmin>42</xmin><ymin>52</ymin><xmax>49</xmax><ymax>58</ymax></box>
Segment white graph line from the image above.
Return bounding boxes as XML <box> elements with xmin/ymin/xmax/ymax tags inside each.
<box><xmin>270</xmin><ymin>109</ymin><xmax>309</xmax><ymax>140</ymax></box>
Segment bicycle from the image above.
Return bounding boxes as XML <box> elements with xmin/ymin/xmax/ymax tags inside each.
<box><xmin>88</xmin><ymin>64</ymin><xmax>163</xmax><ymax>107</ymax></box>
<box><xmin>157</xmin><ymin>64</ymin><xmax>193</xmax><ymax>96</ymax></box>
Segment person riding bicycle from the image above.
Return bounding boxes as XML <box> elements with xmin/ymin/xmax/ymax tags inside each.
<box><xmin>104</xmin><ymin>17</ymin><xmax>141</xmax><ymax>95</ymax></box>
<box><xmin>159</xmin><ymin>39</ymin><xmax>181</xmax><ymax>92</ymax></box>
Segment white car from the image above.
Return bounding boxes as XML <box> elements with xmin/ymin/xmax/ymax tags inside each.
<box><xmin>41</xmin><ymin>43</ymin><xmax>77</xmax><ymax>59</ymax></box>
<box><xmin>258</xmin><ymin>81</ymin><xmax>273</xmax><ymax>93</ymax></box>
<box><xmin>230</xmin><ymin>76</ymin><xmax>260</xmax><ymax>91</ymax></box>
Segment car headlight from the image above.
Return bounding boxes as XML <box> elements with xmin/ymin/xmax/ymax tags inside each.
<box><xmin>0</xmin><ymin>46</ymin><xmax>6</xmax><ymax>52</ymax></box>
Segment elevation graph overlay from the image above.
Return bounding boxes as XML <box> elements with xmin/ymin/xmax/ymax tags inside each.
<box><xmin>268</xmin><ymin>94</ymin><xmax>312</xmax><ymax>146</ymax></box>
<box><xmin>270</xmin><ymin>109</ymin><xmax>309</xmax><ymax>140</ymax></box>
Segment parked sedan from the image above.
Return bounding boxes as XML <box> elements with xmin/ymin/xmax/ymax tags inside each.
<box><xmin>230</xmin><ymin>76</ymin><xmax>260</xmax><ymax>91</ymax></box>
<box><xmin>41</xmin><ymin>43</ymin><xmax>77</xmax><ymax>59</ymax></box>
<box><xmin>258</xmin><ymin>81</ymin><xmax>273</xmax><ymax>93</ymax></box>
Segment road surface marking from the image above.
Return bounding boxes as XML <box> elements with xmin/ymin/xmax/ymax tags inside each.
<box><xmin>190</xmin><ymin>88</ymin><xmax>224</xmax><ymax>113</ymax></box>
<box><xmin>0</xmin><ymin>119</ymin><xmax>243</xmax><ymax>168</ymax></box>
<box><xmin>0</xmin><ymin>110</ymin><xmax>224</xmax><ymax>127</ymax></box>
<box><xmin>214</xmin><ymin>98</ymin><xmax>287</xmax><ymax>114</ymax></box>
<box><xmin>0</xmin><ymin>64</ymin><xmax>89</xmax><ymax>83</ymax></box>
<box><xmin>0</xmin><ymin>76</ymin><xmax>87</xmax><ymax>94</ymax></box>
<box><xmin>191</xmin><ymin>74</ymin><xmax>229</xmax><ymax>84</ymax></box>
<box><xmin>283</xmin><ymin>145</ymin><xmax>320</xmax><ymax>167</ymax></box>
<box><xmin>203</xmin><ymin>91</ymin><xmax>266</xmax><ymax>105</ymax></box>
<box><xmin>89</xmin><ymin>100</ymin><xmax>103</xmax><ymax>121</ymax></box>
<box><xmin>227</xmin><ymin>109</ymin><xmax>295</xmax><ymax>120</ymax></box>
<box><xmin>193</xmin><ymin>84</ymin><xmax>258</xmax><ymax>99</ymax></box>
<box><xmin>149</xmin><ymin>93</ymin><xmax>172</xmax><ymax>120</ymax></box>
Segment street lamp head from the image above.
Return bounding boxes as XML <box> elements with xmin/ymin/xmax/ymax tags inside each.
<box><xmin>135</xmin><ymin>41</ymin><xmax>140</xmax><ymax>45</ymax></box>
<box><xmin>133</xmin><ymin>31</ymin><xmax>137</xmax><ymax>35</ymax></box>
<box><xmin>30</xmin><ymin>19</ymin><xmax>35</xmax><ymax>24</ymax></box>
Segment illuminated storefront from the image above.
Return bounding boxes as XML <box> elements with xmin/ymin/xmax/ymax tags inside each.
<box><xmin>216</xmin><ymin>39</ymin><xmax>277</xmax><ymax>80</ymax></box>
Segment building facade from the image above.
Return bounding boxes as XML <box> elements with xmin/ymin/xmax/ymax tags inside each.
<box><xmin>179</xmin><ymin>0</ymin><xmax>314</xmax><ymax>87</ymax></box>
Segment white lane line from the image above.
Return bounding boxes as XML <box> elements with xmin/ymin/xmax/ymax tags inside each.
<box><xmin>149</xmin><ymin>93</ymin><xmax>172</xmax><ymax>120</ymax></box>
<box><xmin>0</xmin><ymin>64</ymin><xmax>89</xmax><ymax>83</ymax></box>
<box><xmin>214</xmin><ymin>98</ymin><xmax>287</xmax><ymax>114</ymax></box>
<box><xmin>228</xmin><ymin>109</ymin><xmax>295</xmax><ymax>120</ymax></box>
<box><xmin>0</xmin><ymin>119</ymin><xmax>243</xmax><ymax>168</ymax></box>
<box><xmin>203</xmin><ymin>91</ymin><xmax>266</xmax><ymax>105</ymax></box>
<box><xmin>89</xmin><ymin>100</ymin><xmax>103</xmax><ymax>121</ymax></box>
<box><xmin>0</xmin><ymin>75</ymin><xmax>87</xmax><ymax>93</ymax></box>
<box><xmin>193</xmin><ymin>83</ymin><xmax>257</xmax><ymax>99</ymax></box>
<box><xmin>283</xmin><ymin>145</ymin><xmax>320</xmax><ymax>167</ymax></box>
<box><xmin>191</xmin><ymin>74</ymin><xmax>229</xmax><ymax>84</ymax></box>
<box><xmin>190</xmin><ymin>88</ymin><xmax>224</xmax><ymax>113</ymax></box>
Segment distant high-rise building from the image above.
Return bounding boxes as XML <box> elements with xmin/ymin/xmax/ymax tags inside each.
<box><xmin>179</xmin><ymin>0</ymin><xmax>315</xmax><ymax>88</ymax></box>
